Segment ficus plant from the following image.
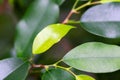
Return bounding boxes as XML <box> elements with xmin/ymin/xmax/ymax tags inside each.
<box><xmin>1</xmin><ymin>0</ymin><xmax>120</xmax><ymax>80</ymax></box>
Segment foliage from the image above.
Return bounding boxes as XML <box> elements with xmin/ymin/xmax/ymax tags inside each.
<box><xmin>63</xmin><ymin>42</ymin><xmax>120</xmax><ymax>73</ymax></box>
<box><xmin>0</xmin><ymin>0</ymin><xmax>120</xmax><ymax>80</ymax></box>
<box><xmin>32</xmin><ymin>24</ymin><xmax>75</xmax><ymax>54</ymax></box>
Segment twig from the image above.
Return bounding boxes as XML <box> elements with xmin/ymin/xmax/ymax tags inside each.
<box><xmin>72</xmin><ymin>0</ymin><xmax>79</xmax><ymax>9</ymax></box>
<box><xmin>62</xmin><ymin>1</ymin><xmax>101</xmax><ymax>24</ymax></box>
<box><xmin>62</xmin><ymin>10</ymin><xmax>78</xmax><ymax>24</ymax></box>
<box><xmin>75</xmin><ymin>1</ymin><xmax>101</xmax><ymax>11</ymax></box>
<box><xmin>32</xmin><ymin>64</ymin><xmax>46</xmax><ymax>68</ymax></box>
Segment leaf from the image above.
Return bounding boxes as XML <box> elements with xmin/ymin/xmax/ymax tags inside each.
<box><xmin>76</xmin><ymin>75</ymin><xmax>95</xmax><ymax>80</ymax></box>
<box><xmin>42</xmin><ymin>68</ymin><xmax>75</xmax><ymax>80</ymax></box>
<box><xmin>32</xmin><ymin>24</ymin><xmax>75</xmax><ymax>54</ymax></box>
<box><xmin>63</xmin><ymin>42</ymin><xmax>120</xmax><ymax>73</ymax></box>
<box><xmin>80</xmin><ymin>3</ymin><xmax>120</xmax><ymax>39</ymax></box>
<box><xmin>101</xmin><ymin>0</ymin><xmax>120</xmax><ymax>3</ymax></box>
<box><xmin>0</xmin><ymin>58</ymin><xmax>30</xmax><ymax>80</ymax></box>
<box><xmin>15</xmin><ymin>0</ymin><xmax>59</xmax><ymax>59</ymax></box>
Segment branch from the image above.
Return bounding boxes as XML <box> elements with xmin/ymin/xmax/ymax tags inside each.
<box><xmin>32</xmin><ymin>64</ymin><xmax>46</xmax><ymax>68</ymax></box>
<box><xmin>62</xmin><ymin>1</ymin><xmax>101</xmax><ymax>24</ymax></box>
<box><xmin>62</xmin><ymin>10</ymin><xmax>78</xmax><ymax>24</ymax></box>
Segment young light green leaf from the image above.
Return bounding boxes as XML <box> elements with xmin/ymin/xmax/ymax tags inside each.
<box><xmin>76</xmin><ymin>75</ymin><xmax>95</xmax><ymax>80</ymax></box>
<box><xmin>15</xmin><ymin>0</ymin><xmax>59</xmax><ymax>59</ymax></box>
<box><xmin>63</xmin><ymin>42</ymin><xmax>120</xmax><ymax>73</ymax></box>
<box><xmin>80</xmin><ymin>3</ymin><xmax>120</xmax><ymax>39</ymax></box>
<box><xmin>32</xmin><ymin>24</ymin><xmax>75</xmax><ymax>54</ymax></box>
<box><xmin>0</xmin><ymin>58</ymin><xmax>30</xmax><ymax>80</ymax></box>
<box><xmin>101</xmin><ymin>0</ymin><xmax>120</xmax><ymax>3</ymax></box>
<box><xmin>42</xmin><ymin>68</ymin><xmax>75</xmax><ymax>80</ymax></box>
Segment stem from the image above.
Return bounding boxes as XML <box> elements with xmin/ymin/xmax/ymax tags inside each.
<box><xmin>62</xmin><ymin>10</ymin><xmax>78</xmax><ymax>24</ymax></box>
<box><xmin>67</xmin><ymin>20</ymin><xmax>80</xmax><ymax>24</ymax></box>
<box><xmin>32</xmin><ymin>64</ymin><xmax>47</xmax><ymax>68</ymax></box>
<box><xmin>62</xmin><ymin>1</ymin><xmax>101</xmax><ymax>24</ymax></box>
<box><xmin>75</xmin><ymin>1</ymin><xmax>101</xmax><ymax>11</ymax></box>
<box><xmin>31</xmin><ymin>63</ymin><xmax>76</xmax><ymax>78</ymax></box>
<box><xmin>54</xmin><ymin>59</ymin><xmax>63</xmax><ymax>65</ymax></box>
<box><xmin>62</xmin><ymin>0</ymin><xmax>80</xmax><ymax>24</ymax></box>
<box><xmin>72</xmin><ymin>0</ymin><xmax>79</xmax><ymax>9</ymax></box>
<box><xmin>55</xmin><ymin>65</ymin><xmax>76</xmax><ymax>77</ymax></box>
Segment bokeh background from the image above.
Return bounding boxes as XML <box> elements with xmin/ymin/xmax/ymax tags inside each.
<box><xmin>0</xmin><ymin>0</ymin><xmax>120</xmax><ymax>80</ymax></box>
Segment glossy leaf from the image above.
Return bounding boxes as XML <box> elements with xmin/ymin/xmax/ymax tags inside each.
<box><xmin>63</xmin><ymin>42</ymin><xmax>120</xmax><ymax>73</ymax></box>
<box><xmin>101</xmin><ymin>0</ymin><xmax>120</xmax><ymax>3</ymax></box>
<box><xmin>32</xmin><ymin>24</ymin><xmax>75</xmax><ymax>54</ymax></box>
<box><xmin>80</xmin><ymin>3</ymin><xmax>120</xmax><ymax>39</ymax></box>
<box><xmin>42</xmin><ymin>68</ymin><xmax>75</xmax><ymax>80</ymax></box>
<box><xmin>76</xmin><ymin>75</ymin><xmax>95</xmax><ymax>80</ymax></box>
<box><xmin>15</xmin><ymin>0</ymin><xmax>59</xmax><ymax>59</ymax></box>
<box><xmin>0</xmin><ymin>58</ymin><xmax>30</xmax><ymax>80</ymax></box>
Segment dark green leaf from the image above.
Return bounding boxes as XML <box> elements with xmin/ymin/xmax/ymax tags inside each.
<box><xmin>80</xmin><ymin>3</ymin><xmax>120</xmax><ymax>39</ymax></box>
<box><xmin>15</xmin><ymin>0</ymin><xmax>59</xmax><ymax>59</ymax></box>
<box><xmin>0</xmin><ymin>58</ymin><xmax>30</xmax><ymax>80</ymax></box>
<box><xmin>63</xmin><ymin>42</ymin><xmax>120</xmax><ymax>73</ymax></box>
<box><xmin>42</xmin><ymin>68</ymin><xmax>75</xmax><ymax>80</ymax></box>
<box><xmin>32</xmin><ymin>24</ymin><xmax>75</xmax><ymax>54</ymax></box>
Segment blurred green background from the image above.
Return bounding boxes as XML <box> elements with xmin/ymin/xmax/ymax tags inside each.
<box><xmin>0</xmin><ymin>0</ymin><xmax>120</xmax><ymax>80</ymax></box>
